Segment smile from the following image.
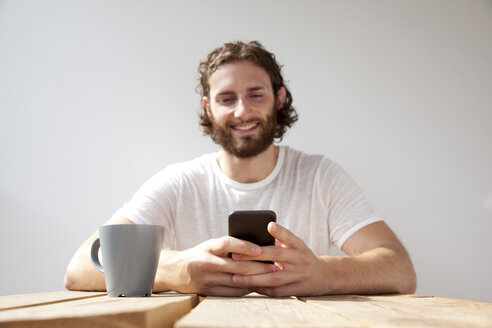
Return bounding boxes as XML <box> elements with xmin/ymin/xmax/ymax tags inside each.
<box><xmin>231</xmin><ymin>123</ymin><xmax>259</xmax><ymax>131</ymax></box>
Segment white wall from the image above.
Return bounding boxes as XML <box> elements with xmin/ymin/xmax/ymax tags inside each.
<box><xmin>1</xmin><ymin>0</ymin><xmax>491</xmax><ymax>302</ymax></box>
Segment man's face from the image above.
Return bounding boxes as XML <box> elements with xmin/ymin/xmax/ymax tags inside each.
<box><xmin>202</xmin><ymin>61</ymin><xmax>285</xmax><ymax>158</ymax></box>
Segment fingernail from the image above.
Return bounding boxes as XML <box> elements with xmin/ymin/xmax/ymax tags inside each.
<box><xmin>252</xmin><ymin>246</ymin><xmax>261</xmax><ymax>255</ymax></box>
<box><xmin>233</xmin><ymin>275</ymin><xmax>243</xmax><ymax>284</ymax></box>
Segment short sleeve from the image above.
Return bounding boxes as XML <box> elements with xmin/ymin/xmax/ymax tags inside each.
<box><xmin>114</xmin><ymin>167</ymin><xmax>179</xmax><ymax>249</ymax></box>
<box><xmin>325</xmin><ymin>162</ymin><xmax>383</xmax><ymax>249</ymax></box>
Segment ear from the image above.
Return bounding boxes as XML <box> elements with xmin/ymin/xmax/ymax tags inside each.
<box><xmin>276</xmin><ymin>87</ymin><xmax>287</xmax><ymax>110</ymax></box>
<box><xmin>202</xmin><ymin>96</ymin><xmax>212</xmax><ymax>117</ymax></box>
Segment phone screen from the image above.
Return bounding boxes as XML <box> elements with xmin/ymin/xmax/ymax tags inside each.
<box><xmin>228</xmin><ymin>210</ymin><xmax>276</xmax><ymax>247</ymax></box>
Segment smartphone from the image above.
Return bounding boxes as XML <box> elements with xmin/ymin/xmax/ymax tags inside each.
<box><xmin>228</xmin><ymin>210</ymin><xmax>276</xmax><ymax>263</ymax></box>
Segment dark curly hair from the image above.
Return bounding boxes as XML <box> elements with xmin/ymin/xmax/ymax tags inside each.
<box><xmin>197</xmin><ymin>41</ymin><xmax>298</xmax><ymax>141</ymax></box>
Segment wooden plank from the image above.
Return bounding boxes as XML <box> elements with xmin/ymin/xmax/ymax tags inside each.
<box><xmin>0</xmin><ymin>291</ymin><xmax>105</xmax><ymax>311</ymax></box>
<box><xmin>0</xmin><ymin>292</ymin><xmax>198</xmax><ymax>328</ymax></box>
<box><xmin>175</xmin><ymin>293</ymin><xmax>361</xmax><ymax>328</ymax></box>
<box><xmin>301</xmin><ymin>294</ymin><xmax>492</xmax><ymax>328</ymax></box>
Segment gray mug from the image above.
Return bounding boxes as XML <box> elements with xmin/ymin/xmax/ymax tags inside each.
<box><xmin>90</xmin><ymin>224</ymin><xmax>164</xmax><ymax>297</ymax></box>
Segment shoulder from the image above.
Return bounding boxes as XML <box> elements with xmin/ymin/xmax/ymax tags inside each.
<box><xmin>165</xmin><ymin>153</ymin><xmax>214</xmax><ymax>175</ymax></box>
<box><xmin>280</xmin><ymin>146</ymin><xmax>353</xmax><ymax>190</ymax></box>
<box><xmin>142</xmin><ymin>152</ymin><xmax>216</xmax><ymax>190</ymax></box>
<box><xmin>282</xmin><ymin>146</ymin><xmax>340</xmax><ymax>174</ymax></box>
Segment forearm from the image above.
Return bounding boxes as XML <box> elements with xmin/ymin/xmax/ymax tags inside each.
<box><xmin>153</xmin><ymin>249</ymin><xmax>186</xmax><ymax>293</ymax></box>
<box><xmin>65</xmin><ymin>216</ymin><xmax>134</xmax><ymax>292</ymax></box>
<box><xmin>320</xmin><ymin>246</ymin><xmax>416</xmax><ymax>295</ymax></box>
<box><xmin>65</xmin><ymin>246</ymin><xmax>183</xmax><ymax>293</ymax></box>
<box><xmin>64</xmin><ymin>231</ymin><xmax>106</xmax><ymax>291</ymax></box>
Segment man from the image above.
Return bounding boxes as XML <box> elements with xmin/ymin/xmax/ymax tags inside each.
<box><xmin>65</xmin><ymin>41</ymin><xmax>416</xmax><ymax>297</ymax></box>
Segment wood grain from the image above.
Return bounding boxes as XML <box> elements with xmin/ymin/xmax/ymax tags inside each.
<box><xmin>3</xmin><ymin>292</ymin><xmax>491</xmax><ymax>327</ymax></box>
<box><xmin>0</xmin><ymin>292</ymin><xmax>197</xmax><ymax>328</ymax></box>
<box><xmin>0</xmin><ymin>291</ymin><xmax>105</xmax><ymax>311</ymax></box>
<box><xmin>175</xmin><ymin>293</ymin><xmax>360</xmax><ymax>328</ymax></box>
<box><xmin>301</xmin><ymin>294</ymin><xmax>492</xmax><ymax>328</ymax></box>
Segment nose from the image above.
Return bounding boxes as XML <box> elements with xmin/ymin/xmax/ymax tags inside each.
<box><xmin>234</xmin><ymin>97</ymin><xmax>253</xmax><ymax>120</ymax></box>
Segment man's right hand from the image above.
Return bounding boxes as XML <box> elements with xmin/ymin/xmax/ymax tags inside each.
<box><xmin>154</xmin><ymin>236</ymin><xmax>278</xmax><ymax>296</ymax></box>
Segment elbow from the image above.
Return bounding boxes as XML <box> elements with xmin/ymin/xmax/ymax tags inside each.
<box><xmin>64</xmin><ymin>263</ymin><xmax>90</xmax><ymax>291</ymax></box>
<box><xmin>398</xmin><ymin>272</ymin><xmax>417</xmax><ymax>294</ymax></box>
<box><xmin>396</xmin><ymin>262</ymin><xmax>417</xmax><ymax>294</ymax></box>
<box><xmin>64</xmin><ymin>262</ymin><xmax>105</xmax><ymax>292</ymax></box>
<box><xmin>407</xmin><ymin>269</ymin><xmax>417</xmax><ymax>294</ymax></box>
<box><xmin>64</xmin><ymin>268</ymin><xmax>78</xmax><ymax>291</ymax></box>
<box><xmin>392</xmin><ymin>246</ymin><xmax>417</xmax><ymax>295</ymax></box>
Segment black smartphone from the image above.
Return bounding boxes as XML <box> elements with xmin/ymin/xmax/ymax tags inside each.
<box><xmin>228</xmin><ymin>210</ymin><xmax>276</xmax><ymax>263</ymax></box>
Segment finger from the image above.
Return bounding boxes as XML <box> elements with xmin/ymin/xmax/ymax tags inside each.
<box><xmin>232</xmin><ymin>270</ymin><xmax>297</xmax><ymax>288</ymax></box>
<box><xmin>268</xmin><ymin>222</ymin><xmax>305</xmax><ymax>249</ymax></box>
<box><xmin>203</xmin><ymin>256</ymin><xmax>277</xmax><ymax>276</ymax></box>
<box><xmin>275</xmin><ymin>239</ymin><xmax>284</xmax><ymax>247</ymax></box>
<box><xmin>207</xmin><ymin>236</ymin><xmax>262</xmax><ymax>257</ymax></box>
<box><xmin>196</xmin><ymin>271</ymin><xmax>252</xmax><ymax>290</ymax></box>
<box><xmin>232</xmin><ymin>245</ymin><xmax>299</xmax><ymax>264</ymax></box>
<box><xmin>225</xmin><ymin>258</ymin><xmax>278</xmax><ymax>276</ymax></box>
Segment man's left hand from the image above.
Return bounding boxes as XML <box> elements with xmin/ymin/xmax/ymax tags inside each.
<box><xmin>230</xmin><ymin>222</ymin><xmax>326</xmax><ymax>297</ymax></box>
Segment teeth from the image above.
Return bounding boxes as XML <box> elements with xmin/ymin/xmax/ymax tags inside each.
<box><xmin>234</xmin><ymin>123</ymin><xmax>257</xmax><ymax>131</ymax></box>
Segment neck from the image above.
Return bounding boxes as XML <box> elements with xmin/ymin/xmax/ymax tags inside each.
<box><xmin>217</xmin><ymin>144</ymin><xmax>279</xmax><ymax>183</ymax></box>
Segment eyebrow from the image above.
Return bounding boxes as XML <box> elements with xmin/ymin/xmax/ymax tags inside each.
<box><xmin>247</xmin><ymin>86</ymin><xmax>266</xmax><ymax>92</ymax></box>
<box><xmin>215</xmin><ymin>86</ymin><xmax>266</xmax><ymax>97</ymax></box>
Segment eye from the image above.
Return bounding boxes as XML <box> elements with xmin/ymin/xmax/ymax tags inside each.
<box><xmin>218</xmin><ymin>96</ymin><xmax>236</xmax><ymax>105</ymax></box>
<box><xmin>249</xmin><ymin>93</ymin><xmax>263</xmax><ymax>100</ymax></box>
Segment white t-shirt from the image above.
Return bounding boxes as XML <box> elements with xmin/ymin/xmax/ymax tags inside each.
<box><xmin>115</xmin><ymin>146</ymin><xmax>382</xmax><ymax>255</ymax></box>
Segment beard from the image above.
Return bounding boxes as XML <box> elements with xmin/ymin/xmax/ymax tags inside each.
<box><xmin>210</xmin><ymin>107</ymin><xmax>277</xmax><ymax>158</ymax></box>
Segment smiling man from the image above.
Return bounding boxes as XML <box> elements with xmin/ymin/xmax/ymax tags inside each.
<box><xmin>203</xmin><ymin>60</ymin><xmax>284</xmax><ymax>160</ymax></box>
<box><xmin>65</xmin><ymin>41</ymin><xmax>417</xmax><ymax>297</ymax></box>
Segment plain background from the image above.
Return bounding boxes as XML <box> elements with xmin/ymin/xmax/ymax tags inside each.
<box><xmin>1</xmin><ymin>0</ymin><xmax>491</xmax><ymax>302</ymax></box>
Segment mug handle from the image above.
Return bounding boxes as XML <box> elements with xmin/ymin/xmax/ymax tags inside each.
<box><xmin>90</xmin><ymin>238</ymin><xmax>104</xmax><ymax>273</ymax></box>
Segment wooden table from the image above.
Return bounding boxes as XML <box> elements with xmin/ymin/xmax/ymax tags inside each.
<box><xmin>1</xmin><ymin>291</ymin><xmax>491</xmax><ymax>327</ymax></box>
